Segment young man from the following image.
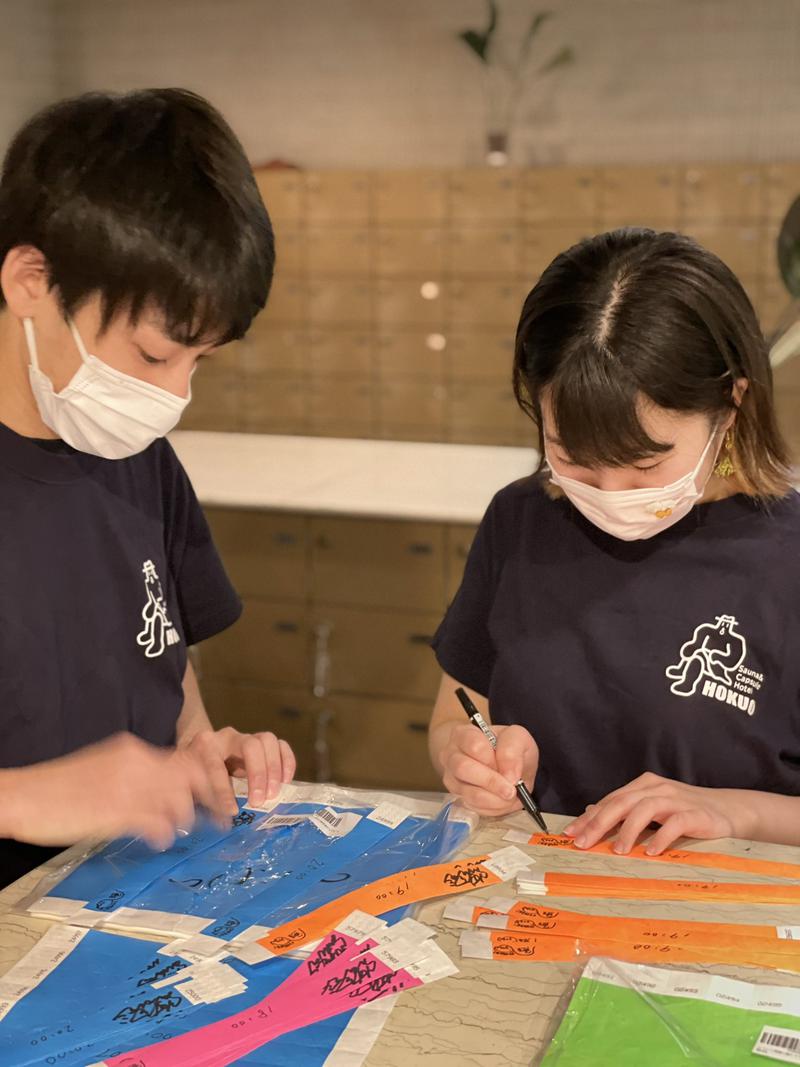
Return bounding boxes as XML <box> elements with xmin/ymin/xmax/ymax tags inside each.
<box><xmin>0</xmin><ymin>88</ymin><xmax>295</xmax><ymax>888</ymax></box>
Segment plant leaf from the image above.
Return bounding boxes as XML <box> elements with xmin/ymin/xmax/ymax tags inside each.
<box><xmin>778</xmin><ymin>196</ymin><xmax>800</xmax><ymax>298</ymax></box>
<box><xmin>457</xmin><ymin>0</ymin><xmax>498</xmax><ymax>63</ymax></box>
<box><xmin>538</xmin><ymin>44</ymin><xmax>575</xmax><ymax>76</ymax></box>
<box><xmin>519</xmin><ymin>11</ymin><xmax>553</xmax><ymax>65</ymax></box>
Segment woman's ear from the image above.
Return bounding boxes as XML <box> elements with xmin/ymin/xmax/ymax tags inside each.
<box><xmin>732</xmin><ymin>377</ymin><xmax>749</xmax><ymax>407</ymax></box>
<box><xmin>0</xmin><ymin>245</ymin><xmax>50</xmax><ymax>317</ymax></box>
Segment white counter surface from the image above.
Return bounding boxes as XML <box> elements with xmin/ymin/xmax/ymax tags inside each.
<box><xmin>169</xmin><ymin>431</ymin><xmax>538</xmax><ymax>524</ymax></box>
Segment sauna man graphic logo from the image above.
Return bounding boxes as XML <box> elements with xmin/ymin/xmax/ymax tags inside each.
<box><xmin>665</xmin><ymin>614</ymin><xmax>762</xmax><ymax>716</ymax></box>
<box><xmin>137</xmin><ymin>559</ymin><xmax>180</xmax><ymax>658</ymax></box>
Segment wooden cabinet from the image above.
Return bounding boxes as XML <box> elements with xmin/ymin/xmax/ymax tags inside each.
<box><xmin>682</xmin><ymin>164</ymin><xmax>762</xmax><ymax>223</ymax></box>
<box><xmin>206</xmin><ymin>510</ymin><xmax>308</xmax><ymax>602</ymax></box>
<box><xmin>375</xmin><ymin>331</ymin><xmax>447</xmax><ymax>379</ymax></box>
<box><xmin>450</xmin><ymin>169</ymin><xmax>521</xmax><ymax>223</ymax></box>
<box><xmin>322</xmin><ymin>694</ymin><xmax>440</xmax><ymax>790</ymax></box>
<box><xmin>376</xmin><ymin>227</ymin><xmax>445</xmax><ymax>276</ymax></box>
<box><xmin>373</xmin><ymin>170</ymin><xmax>447</xmax><ymax>224</ymax></box>
<box><xmin>377</xmin><ymin>380</ymin><xmax>447</xmax><ymax>440</ymax></box>
<box><xmin>200</xmin><ymin>600</ymin><xmax>309</xmax><ymax>687</ymax></box>
<box><xmin>254</xmin><ymin>171</ymin><xmax>305</xmax><ymax>225</ymax></box>
<box><xmin>310</xmin><ymin>605</ymin><xmax>441</xmax><ymax>701</ymax></box>
<box><xmin>311</xmin><ymin>518</ymin><xmax>445</xmax><ymax>611</ymax></box>
<box><xmin>202</xmin><ymin>681</ymin><xmax>316</xmax><ymax>781</ymax></box>
<box><xmin>446</xmin><ymin>227</ymin><xmax>520</xmax><ymax>276</ymax></box>
<box><xmin>599</xmin><ymin>166</ymin><xmax>679</xmax><ymax>227</ymax></box>
<box><xmin>449</xmin><ymin>279</ymin><xmax>527</xmax><ymax>327</ymax></box>
<box><xmin>308</xmin><ymin>280</ymin><xmax>371</xmax><ymax>326</ymax></box>
<box><xmin>306</xmin><ymin>170</ymin><xmax>371</xmax><ymax>226</ymax></box>
<box><xmin>308</xmin><ymin>227</ymin><xmax>371</xmax><ymax>276</ymax></box>
<box><xmin>446</xmin><ymin>525</ymin><xmax>478</xmax><ymax>603</ymax></box>
<box><xmin>309</xmin><ymin>331</ymin><xmax>373</xmax><ymax>376</ymax></box>
<box><xmin>521</xmin><ymin>167</ymin><xmax>598</xmax><ymax>225</ymax></box>
<box><xmin>375</xmin><ymin>277</ymin><xmax>446</xmax><ymax>327</ymax></box>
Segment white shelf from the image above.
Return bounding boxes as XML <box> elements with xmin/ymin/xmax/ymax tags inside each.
<box><xmin>169</xmin><ymin>431</ymin><xmax>538</xmax><ymax>524</ymax></box>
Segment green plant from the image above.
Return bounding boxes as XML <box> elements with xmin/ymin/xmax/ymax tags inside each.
<box><xmin>458</xmin><ymin>3</ymin><xmax>574</xmax><ymax>81</ymax></box>
<box><xmin>778</xmin><ymin>195</ymin><xmax>800</xmax><ymax>300</ymax></box>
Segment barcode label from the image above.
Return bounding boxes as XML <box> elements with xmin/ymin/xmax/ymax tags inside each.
<box><xmin>256</xmin><ymin>814</ymin><xmax>307</xmax><ymax>831</ymax></box>
<box><xmin>310</xmin><ymin>807</ymin><xmax>362</xmax><ymax>838</ymax></box>
<box><xmin>754</xmin><ymin>1026</ymin><xmax>800</xmax><ymax>1063</ymax></box>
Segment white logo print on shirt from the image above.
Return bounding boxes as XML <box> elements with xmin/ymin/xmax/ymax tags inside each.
<box><xmin>137</xmin><ymin>560</ymin><xmax>180</xmax><ymax>658</ymax></box>
<box><xmin>665</xmin><ymin>614</ymin><xmax>762</xmax><ymax>716</ymax></box>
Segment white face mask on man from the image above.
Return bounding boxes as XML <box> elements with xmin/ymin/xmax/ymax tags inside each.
<box><xmin>23</xmin><ymin>317</ymin><xmax>190</xmax><ymax>459</ymax></box>
<box><xmin>546</xmin><ymin>431</ymin><xmax>720</xmax><ymax>541</ymax></box>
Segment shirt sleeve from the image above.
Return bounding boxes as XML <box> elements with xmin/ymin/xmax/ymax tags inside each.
<box><xmin>159</xmin><ymin>441</ymin><xmax>242</xmax><ymax>645</ymax></box>
<box><xmin>431</xmin><ymin>492</ymin><xmax>505</xmax><ymax>697</ymax></box>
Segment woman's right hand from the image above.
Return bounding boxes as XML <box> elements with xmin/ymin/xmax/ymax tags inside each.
<box><xmin>1</xmin><ymin>732</ymin><xmax>239</xmax><ymax>851</ymax></box>
<box><xmin>439</xmin><ymin>721</ymin><xmax>540</xmax><ymax>817</ymax></box>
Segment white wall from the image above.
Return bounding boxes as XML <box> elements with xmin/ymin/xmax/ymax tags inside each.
<box><xmin>51</xmin><ymin>0</ymin><xmax>800</xmax><ymax>168</ymax></box>
<box><xmin>0</xmin><ymin>0</ymin><xmax>59</xmax><ymax>155</ymax></box>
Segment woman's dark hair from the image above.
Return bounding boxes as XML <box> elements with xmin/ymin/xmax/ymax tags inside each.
<box><xmin>513</xmin><ymin>227</ymin><xmax>792</xmax><ymax>498</ymax></box>
<box><xmin>0</xmin><ymin>88</ymin><xmax>274</xmax><ymax>346</ymax></box>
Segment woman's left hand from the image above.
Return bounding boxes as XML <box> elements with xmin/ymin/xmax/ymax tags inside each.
<box><xmin>563</xmin><ymin>772</ymin><xmax>756</xmax><ymax>855</ymax></box>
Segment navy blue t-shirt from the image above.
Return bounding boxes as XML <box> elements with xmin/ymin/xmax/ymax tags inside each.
<box><xmin>432</xmin><ymin>476</ymin><xmax>800</xmax><ymax>817</ymax></box>
<box><xmin>0</xmin><ymin>422</ymin><xmax>241</xmax><ymax>884</ymax></box>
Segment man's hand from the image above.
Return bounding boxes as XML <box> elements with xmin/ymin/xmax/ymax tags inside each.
<box><xmin>1</xmin><ymin>733</ymin><xmax>239</xmax><ymax>851</ymax></box>
<box><xmin>181</xmin><ymin>726</ymin><xmax>296</xmax><ymax>811</ymax></box>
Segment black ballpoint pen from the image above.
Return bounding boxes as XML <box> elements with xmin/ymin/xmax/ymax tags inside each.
<box><xmin>454</xmin><ymin>686</ymin><xmax>549</xmax><ymax>833</ymax></box>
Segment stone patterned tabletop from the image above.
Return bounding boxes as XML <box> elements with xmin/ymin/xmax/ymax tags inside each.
<box><xmin>2</xmin><ymin>813</ymin><xmax>800</xmax><ymax>1065</ymax></box>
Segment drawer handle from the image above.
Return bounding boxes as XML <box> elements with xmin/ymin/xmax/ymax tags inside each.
<box><xmin>274</xmin><ymin>621</ymin><xmax>299</xmax><ymax>633</ymax></box>
<box><xmin>278</xmin><ymin>706</ymin><xmax>302</xmax><ymax>719</ymax></box>
<box><xmin>408</xmin><ymin>542</ymin><xmax>434</xmax><ymax>555</ymax></box>
<box><xmin>407</xmin><ymin>722</ymin><xmax>428</xmax><ymax>734</ymax></box>
<box><xmin>274</xmin><ymin>532</ymin><xmax>298</xmax><ymax>546</ymax></box>
<box><xmin>408</xmin><ymin>633</ymin><xmax>434</xmax><ymax>645</ymax></box>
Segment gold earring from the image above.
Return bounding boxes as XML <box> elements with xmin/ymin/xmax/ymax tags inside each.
<box><xmin>714</xmin><ymin>430</ymin><xmax>736</xmax><ymax>478</ymax></box>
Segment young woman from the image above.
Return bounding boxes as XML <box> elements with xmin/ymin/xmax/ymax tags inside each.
<box><xmin>430</xmin><ymin>228</ymin><xmax>800</xmax><ymax>855</ymax></box>
<box><xmin>0</xmin><ymin>89</ymin><xmax>295</xmax><ymax>886</ymax></box>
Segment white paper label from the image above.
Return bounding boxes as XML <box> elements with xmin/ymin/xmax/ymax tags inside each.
<box><xmin>753</xmin><ymin>1026</ymin><xmax>800</xmax><ymax>1063</ymax></box>
<box><xmin>367</xmin><ymin>802</ymin><xmax>409</xmax><ymax>830</ymax></box>
<box><xmin>481</xmin><ymin>845</ymin><xmax>535</xmax><ymax>880</ymax></box>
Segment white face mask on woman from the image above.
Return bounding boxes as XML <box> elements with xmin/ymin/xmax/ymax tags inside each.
<box><xmin>24</xmin><ymin>317</ymin><xmax>190</xmax><ymax>459</ymax></box>
<box><xmin>546</xmin><ymin>431</ymin><xmax>719</xmax><ymax>541</ymax></box>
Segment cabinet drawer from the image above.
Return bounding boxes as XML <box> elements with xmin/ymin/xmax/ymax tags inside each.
<box><xmin>324</xmin><ymin>695</ymin><xmax>440</xmax><ymax>790</ymax></box>
<box><xmin>311</xmin><ymin>606</ymin><xmax>442</xmax><ymax>700</ymax></box>
<box><xmin>308</xmin><ymin>375</ymin><xmax>375</xmax><ymax>432</ymax></box>
<box><xmin>311</xmin><ymin>518</ymin><xmax>446</xmax><ymax>611</ymax></box>
<box><xmin>309</xmin><ymin>330</ymin><xmax>373</xmax><ymax>376</ymax></box>
<box><xmin>599</xmin><ymin>166</ymin><xmax>679</xmax><ymax>227</ymax></box>
<box><xmin>240</xmin><ymin>372</ymin><xmax>308</xmax><ymax>434</ymax></box>
<box><xmin>446</xmin><ymin>330</ymin><xmax>515</xmax><ymax>382</ymax></box>
<box><xmin>375</xmin><ymin>277</ymin><xmax>446</xmax><ymax>327</ymax></box>
<box><xmin>307</xmin><ymin>171</ymin><xmax>371</xmax><ymax>225</ymax></box>
<box><xmin>450</xmin><ymin>169</ymin><xmax>521</xmax><ymax>222</ymax></box>
<box><xmin>308</xmin><ymin>280</ymin><xmax>372</xmax><ymax>326</ymax></box>
<box><xmin>254</xmin><ymin>170</ymin><xmax>305</xmax><ymax>225</ymax></box>
<box><xmin>449</xmin><ymin>280</ymin><xmax>527</xmax><ymax>326</ymax></box>
<box><xmin>520</xmin><ymin>225</ymin><xmax>593</xmax><ymax>278</ymax></box>
<box><xmin>682</xmin><ymin>165</ymin><xmax>762</xmax><ymax>223</ymax></box>
<box><xmin>308</xmin><ymin>228</ymin><xmax>371</xmax><ymax>276</ymax></box>
<box><xmin>206</xmin><ymin>509</ymin><xmax>308</xmax><ymax>602</ymax></box>
<box><xmin>181</xmin><ymin>367</ymin><xmax>242</xmax><ymax>433</ymax></box>
<box><xmin>243</xmin><ymin>320</ymin><xmax>309</xmax><ymax>375</ymax></box>
<box><xmin>376</xmin><ymin>227</ymin><xmax>445</xmax><ymax>275</ymax></box>
<box><xmin>684</xmin><ymin>224</ymin><xmax>763</xmax><ymax>281</ymax></box>
<box><xmin>446</xmin><ymin>524</ymin><xmax>478</xmax><ymax>603</ymax></box>
<box><xmin>763</xmin><ymin>162</ymin><xmax>800</xmax><ymax>222</ymax></box>
<box><xmin>447</xmin><ymin>227</ymin><xmax>520</xmax><ymax>276</ymax></box>
<box><xmin>377</xmin><ymin>381</ymin><xmax>446</xmax><ymax>440</ymax></box>
<box><xmin>262</xmin><ymin>276</ymin><xmax>306</xmax><ymax>324</ymax></box>
<box><xmin>376</xmin><ymin>331</ymin><xmax>447</xmax><ymax>378</ymax></box>
<box><xmin>201</xmin><ymin>680</ymin><xmax>316</xmax><ymax>781</ymax></box>
<box><xmin>273</xmin><ymin>226</ymin><xmax>306</xmax><ymax>275</ymax></box>
<box><xmin>199</xmin><ymin>600</ymin><xmax>308</xmax><ymax>687</ymax></box>
<box><xmin>521</xmin><ymin>167</ymin><xmax>598</xmax><ymax>224</ymax></box>
<box><xmin>374</xmin><ymin>170</ymin><xmax>447</xmax><ymax>224</ymax></box>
